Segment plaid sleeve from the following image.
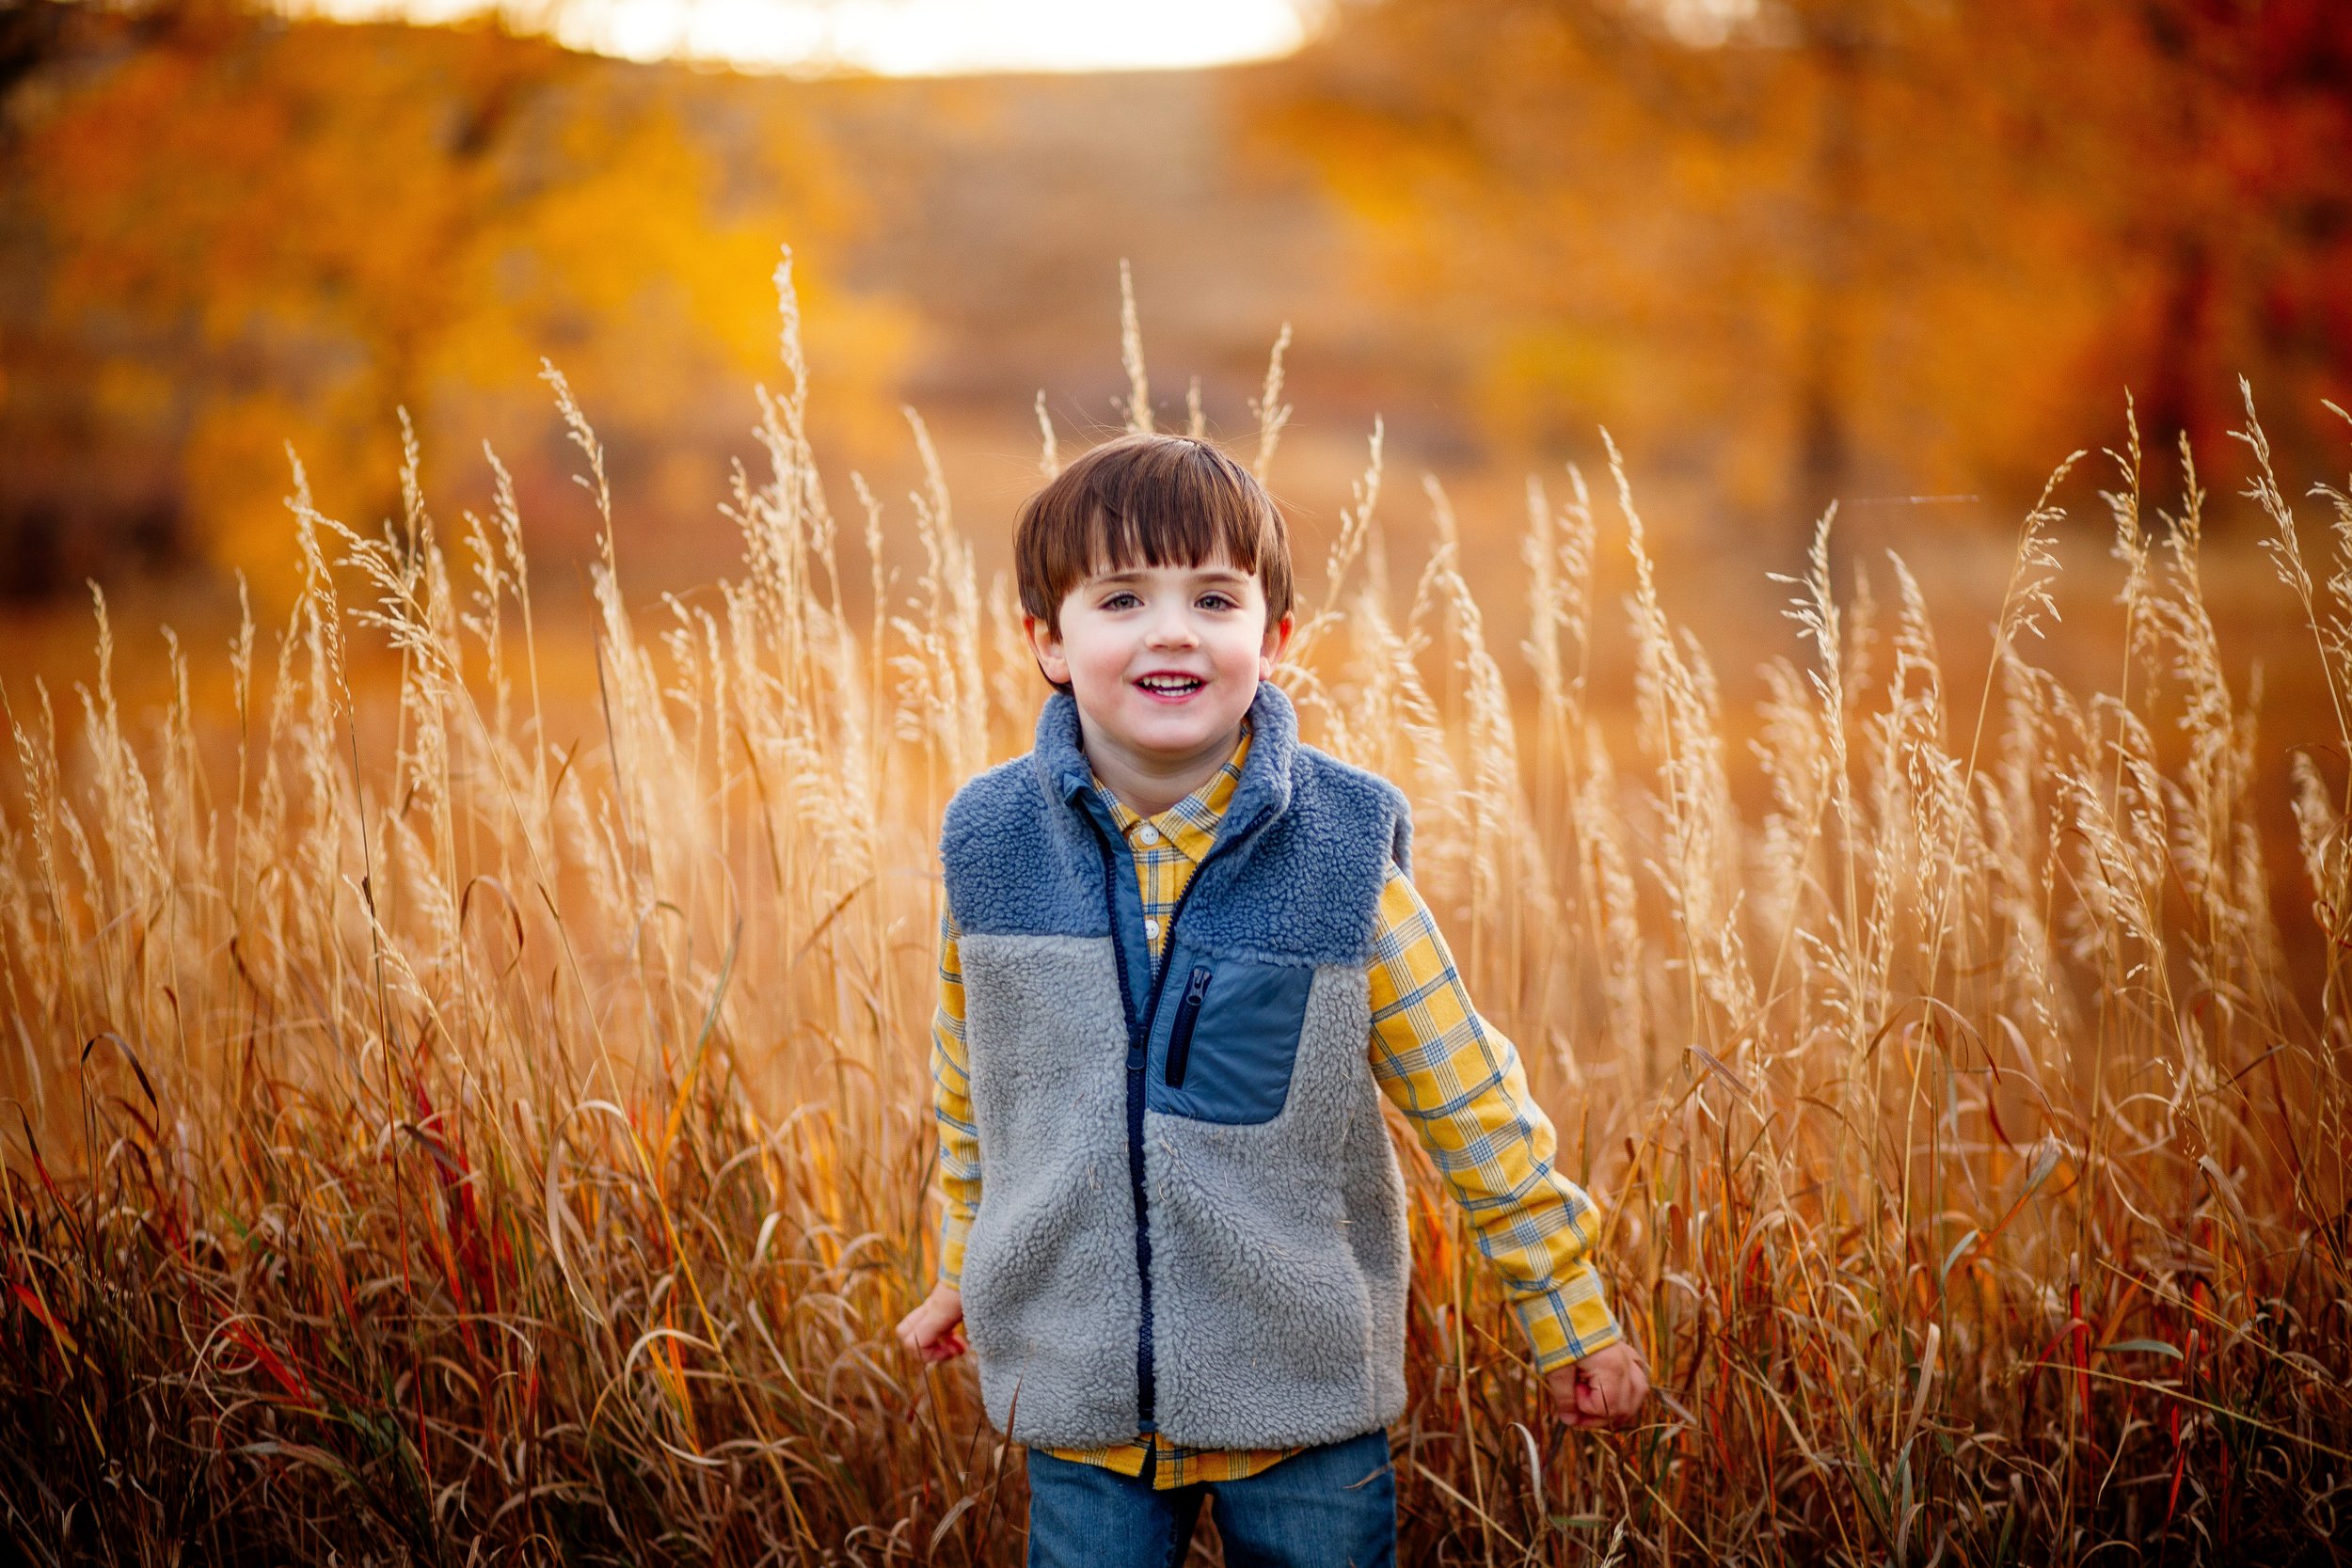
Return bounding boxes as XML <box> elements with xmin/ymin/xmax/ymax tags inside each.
<box><xmin>931</xmin><ymin>908</ymin><xmax>983</xmax><ymax>1287</ymax></box>
<box><xmin>1365</xmin><ymin>866</ymin><xmax>1621</xmax><ymax>1371</ymax></box>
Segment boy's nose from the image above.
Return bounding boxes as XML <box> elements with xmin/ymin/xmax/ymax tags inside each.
<box><xmin>1145</xmin><ymin>609</ymin><xmax>1199</xmax><ymax>647</ymax></box>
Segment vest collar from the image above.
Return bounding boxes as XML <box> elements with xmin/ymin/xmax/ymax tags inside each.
<box><xmin>1033</xmin><ymin>682</ymin><xmax>1299</xmax><ymax>843</ymax></box>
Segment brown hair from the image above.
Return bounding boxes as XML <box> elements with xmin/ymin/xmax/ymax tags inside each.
<box><xmin>1013</xmin><ymin>434</ymin><xmax>1293</xmax><ymax>637</ymax></box>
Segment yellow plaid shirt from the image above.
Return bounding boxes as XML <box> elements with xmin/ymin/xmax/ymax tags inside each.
<box><xmin>930</xmin><ymin>727</ymin><xmax>1619</xmax><ymax>1487</ymax></box>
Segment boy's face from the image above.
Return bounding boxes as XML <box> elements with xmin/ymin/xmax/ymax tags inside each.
<box><xmin>1026</xmin><ymin>554</ymin><xmax>1294</xmax><ymax>772</ymax></box>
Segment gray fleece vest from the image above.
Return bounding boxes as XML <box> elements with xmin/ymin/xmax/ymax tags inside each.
<box><xmin>939</xmin><ymin>683</ymin><xmax>1416</xmax><ymax>1451</ymax></box>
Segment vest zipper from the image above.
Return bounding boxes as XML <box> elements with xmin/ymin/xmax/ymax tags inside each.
<box><xmin>1082</xmin><ymin>814</ymin><xmax>1159</xmax><ymax>1433</ymax></box>
<box><xmin>1080</xmin><ymin>801</ymin><xmax>1260</xmax><ymax>1440</ymax></box>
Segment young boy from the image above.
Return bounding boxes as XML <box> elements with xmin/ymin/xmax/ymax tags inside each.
<box><xmin>896</xmin><ymin>434</ymin><xmax>1646</xmax><ymax>1566</ymax></box>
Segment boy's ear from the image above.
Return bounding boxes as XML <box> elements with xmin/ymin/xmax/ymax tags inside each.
<box><xmin>1024</xmin><ymin>612</ymin><xmax>1072</xmax><ymax>688</ymax></box>
<box><xmin>1258</xmin><ymin>610</ymin><xmax>1295</xmax><ymax>679</ymax></box>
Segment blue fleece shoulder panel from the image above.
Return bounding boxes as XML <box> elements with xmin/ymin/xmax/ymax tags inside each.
<box><xmin>1180</xmin><ymin>736</ymin><xmax>1411</xmax><ymax>969</ymax></box>
<box><xmin>940</xmin><ymin>752</ymin><xmax>1107</xmax><ymax>939</ymax></box>
<box><xmin>1302</xmin><ymin>743</ymin><xmax>1414</xmax><ymax>881</ymax></box>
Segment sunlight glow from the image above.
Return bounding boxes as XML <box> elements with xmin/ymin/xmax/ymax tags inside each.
<box><xmin>1643</xmin><ymin>0</ymin><xmax>1762</xmax><ymax>47</ymax></box>
<box><xmin>286</xmin><ymin>0</ymin><xmax>1319</xmax><ymax>74</ymax></box>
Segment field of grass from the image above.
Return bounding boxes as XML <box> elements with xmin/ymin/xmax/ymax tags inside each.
<box><xmin>4</xmin><ymin>265</ymin><xmax>2349</xmax><ymax>1564</ymax></box>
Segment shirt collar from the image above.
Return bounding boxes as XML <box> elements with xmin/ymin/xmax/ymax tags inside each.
<box><xmin>1032</xmin><ymin>681</ymin><xmax>1299</xmax><ymax>847</ymax></box>
<box><xmin>1097</xmin><ymin>725</ymin><xmax>1251</xmax><ymax>863</ymax></box>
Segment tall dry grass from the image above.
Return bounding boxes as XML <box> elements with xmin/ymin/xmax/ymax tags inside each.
<box><xmin>4</xmin><ymin>261</ymin><xmax>2349</xmax><ymax>1565</ymax></box>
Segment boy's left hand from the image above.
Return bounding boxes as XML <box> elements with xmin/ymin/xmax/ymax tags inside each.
<box><xmin>1545</xmin><ymin>1340</ymin><xmax>1649</xmax><ymax>1429</ymax></box>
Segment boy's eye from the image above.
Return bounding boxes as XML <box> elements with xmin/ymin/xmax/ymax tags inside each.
<box><xmin>1196</xmin><ymin>593</ymin><xmax>1238</xmax><ymax>611</ymax></box>
<box><xmin>1100</xmin><ymin>590</ymin><xmax>1142</xmax><ymax>610</ymax></box>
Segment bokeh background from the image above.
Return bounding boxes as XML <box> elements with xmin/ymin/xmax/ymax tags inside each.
<box><xmin>4</xmin><ymin>0</ymin><xmax>2351</xmax><ymax>852</ymax></box>
<box><xmin>6</xmin><ymin>9</ymin><xmax>2351</xmax><ymax>1559</ymax></box>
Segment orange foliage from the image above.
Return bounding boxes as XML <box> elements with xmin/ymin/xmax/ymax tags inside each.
<box><xmin>6</xmin><ymin>0</ymin><xmax>2347</xmax><ymax>606</ymax></box>
<box><xmin>1254</xmin><ymin>0</ymin><xmax>2352</xmax><ymax>524</ymax></box>
<box><xmin>2</xmin><ymin>0</ymin><xmax>910</xmax><ymax>601</ymax></box>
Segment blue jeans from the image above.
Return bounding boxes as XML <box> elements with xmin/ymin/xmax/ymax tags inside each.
<box><xmin>1025</xmin><ymin>1428</ymin><xmax>1397</xmax><ymax>1568</ymax></box>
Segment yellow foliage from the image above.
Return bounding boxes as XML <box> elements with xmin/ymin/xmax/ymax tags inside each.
<box><xmin>8</xmin><ymin>6</ymin><xmax>911</xmax><ymax>593</ymax></box>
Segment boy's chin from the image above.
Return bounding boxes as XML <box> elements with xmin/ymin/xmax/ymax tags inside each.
<box><xmin>1107</xmin><ymin>701</ymin><xmax>1251</xmax><ymax>755</ymax></box>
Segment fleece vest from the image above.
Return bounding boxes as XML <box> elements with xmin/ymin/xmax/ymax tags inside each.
<box><xmin>938</xmin><ymin>682</ymin><xmax>1416</xmax><ymax>1451</ymax></box>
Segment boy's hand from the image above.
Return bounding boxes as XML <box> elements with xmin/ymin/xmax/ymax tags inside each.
<box><xmin>1545</xmin><ymin>1340</ymin><xmax>1649</xmax><ymax>1430</ymax></box>
<box><xmin>895</xmin><ymin>1283</ymin><xmax>968</xmax><ymax>1363</ymax></box>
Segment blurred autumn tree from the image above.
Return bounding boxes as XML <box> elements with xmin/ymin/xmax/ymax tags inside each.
<box><xmin>1255</xmin><ymin>0</ymin><xmax>2352</xmax><ymax>528</ymax></box>
<box><xmin>0</xmin><ymin>0</ymin><xmax>904</xmax><ymax>601</ymax></box>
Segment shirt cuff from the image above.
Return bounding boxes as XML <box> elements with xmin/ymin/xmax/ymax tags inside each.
<box><xmin>937</xmin><ymin>1212</ymin><xmax>971</xmax><ymax>1288</ymax></box>
<box><xmin>1514</xmin><ymin>1259</ymin><xmax>1624</xmax><ymax>1372</ymax></box>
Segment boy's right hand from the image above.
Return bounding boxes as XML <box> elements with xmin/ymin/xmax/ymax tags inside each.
<box><xmin>895</xmin><ymin>1282</ymin><xmax>968</xmax><ymax>1363</ymax></box>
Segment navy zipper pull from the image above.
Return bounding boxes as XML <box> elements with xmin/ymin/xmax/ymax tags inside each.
<box><xmin>1164</xmin><ymin>966</ymin><xmax>1213</xmax><ymax>1088</ymax></box>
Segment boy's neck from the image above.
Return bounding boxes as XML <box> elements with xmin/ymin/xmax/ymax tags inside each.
<box><xmin>1077</xmin><ymin>709</ymin><xmax>1248</xmax><ymax>819</ymax></box>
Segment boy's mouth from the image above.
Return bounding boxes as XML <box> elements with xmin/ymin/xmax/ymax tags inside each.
<box><xmin>1134</xmin><ymin>673</ymin><xmax>1207</xmax><ymax>702</ymax></box>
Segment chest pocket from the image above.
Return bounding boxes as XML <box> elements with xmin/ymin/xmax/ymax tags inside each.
<box><xmin>1144</xmin><ymin>955</ymin><xmax>1317</xmax><ymax>1125</ymax></box>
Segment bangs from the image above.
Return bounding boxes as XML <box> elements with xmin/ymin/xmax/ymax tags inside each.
<box><xmin>1015</xmin><ymin>435</ymin><xmax>1293</xmax><ymax>632</ymax></box>
<box><xmin>1076</xmin><ymin>451</ymin><xmax>1270</xmax><ymax>578</ymax></box>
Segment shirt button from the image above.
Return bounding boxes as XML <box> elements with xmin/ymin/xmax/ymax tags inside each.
<box><xmin>1144</xmin><ymin>917</ymin><xmax>1161</xmax><ymax>939</ymax></box>
<box><xmin>1136</xmin><ymin>823</ymin><xmax>1160</xmax><ymax>845</ymax></box>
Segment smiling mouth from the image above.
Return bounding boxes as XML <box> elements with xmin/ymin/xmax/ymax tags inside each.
<box><xmin>1135</xmin><ymin>674</ymin><xmax>1206</xmax><ymax>700</ymax></box>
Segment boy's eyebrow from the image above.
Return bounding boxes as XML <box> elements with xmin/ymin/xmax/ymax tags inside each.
<box><xmin>1086</xmin><ymin>564</ymin><xmax>1251</xmax><ymax>585</ymax></box>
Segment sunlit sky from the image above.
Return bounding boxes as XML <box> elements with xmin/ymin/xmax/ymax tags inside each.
<box><xmin>287</xmin><ymin>0</ymin><xmax>1326</xmax><ymax>73</ymax></box>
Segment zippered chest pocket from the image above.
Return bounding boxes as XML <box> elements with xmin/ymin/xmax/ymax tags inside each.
<box><xmin>1146</xmin><ymin>957</ymin><xmax>1316</xmax><ymax>1125</ymax></box>
<box><xmin>1163</xmin><ymin>966</ymin><xmax>1213</xmax><ymax>1089</ymax></box>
